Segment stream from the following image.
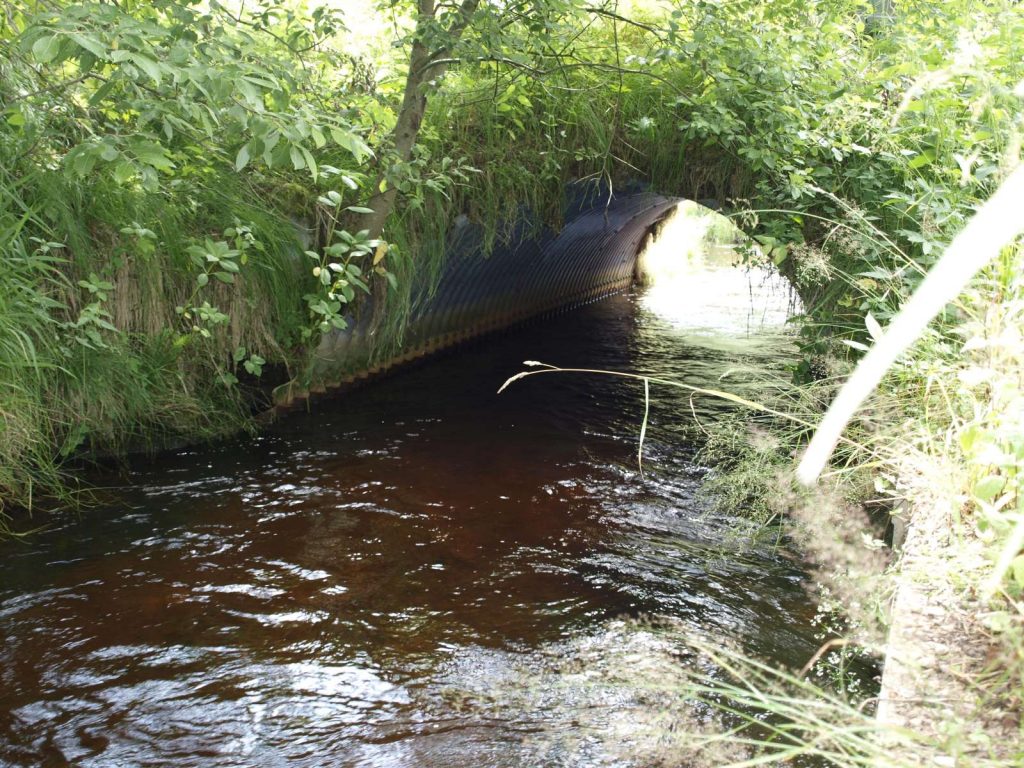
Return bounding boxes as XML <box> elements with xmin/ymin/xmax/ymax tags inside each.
<box><xmin>0</xmin><ymin>251</ymin><xmax>817</xmax><ymax>767</ymax></box>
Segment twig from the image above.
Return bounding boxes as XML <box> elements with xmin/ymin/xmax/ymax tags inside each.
<box><xmin>799</xmin><ymin>638</ymin><xmax>851</xmax><ymax>678</ymax></box>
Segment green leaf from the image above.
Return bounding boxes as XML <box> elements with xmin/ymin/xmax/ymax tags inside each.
<box><xmin>213</xmin><ymin>271</ymin><xmax>235</xmax><ymax>284</ymax></box>
<box><xmin>131</xmin><ymin>54</ymin><xmax>163</xmax><ymax>85</ymax></box>
<box><xmin>235</xmin><ymin>143</ymin><xmax>251</xmax><ymax>172</ymax></box>
<box><xmin>960</xmin><ymin>425</ymin><xmax>984</xmax><ymax>455</ymax></box>
<box><xmin>243</xmin><ymin>353</ymin><xmax>266</xmax><ymax>376</ymax></box>
<box><xmin>32</xmin><ymin>35</ymin><xmax>61</xmax><ymax>64</ymax></box>
<box><xmin>289</xmin><ymin>145</ymin><xmax>305</xmax><ymax>171</ymax></box>
<box><xmin>89</xmin><ymin>80</ymin><xmax>116</xmax><ymax>107</ymax></box>
<box><xmin>68</xmin><ymin>146</ymin><xmax>98</xmax><ymax>176</ymax></box>
<box><xmin>60</xmin><ymin>423</ymin><xmax>90</xmax><ymax>458</ymax></box>
<box><xmin>238</xmin><ymin>78</ymin><xmax>263</xmax><ymax>109</ymax></box>
<box><xmin>233</xmin><ymin>346</ymin><xmax>247</xmax><ymax>362</ymax></box>
<box><xmin>70</xmin><ymin>33</ymin><xmax>106</xmax><ymax>60</ymax></box>
<box><xmin>907</xmin><ymin>150</ymin><xmax>935</xmax><ymax>169</ymax></box>
<box><xmin>261</xmin><ymin>131</ymin><xmax>280</xmax><ymax>165</ymax></box>
<box><xmin>346</xmin><ymin>206</ymin><xmax>374</xmax><ymax>214</ymax></box>
<box><xmin>331</xmin><ymin>128</ymin><xmax>372</xmax><ymax>163</ymax></box>
<box><xmin>131</xmin><ymin>140</ymin><xmax>175</xmax><ymax>171</ymax></box>
<box><xmin>975</xmin><ymin>475</ymin><xmax>1006</xmax><ymax>503</ymax></box>
<box><xmin>300</xmin><ymin>145</ymin><xmax>317</xmax><ymax>179</ymax></box>
<box><xmin>196</xmin><ymin>272</ymin><xmax>209</xmax><ymax>287</ymax></box>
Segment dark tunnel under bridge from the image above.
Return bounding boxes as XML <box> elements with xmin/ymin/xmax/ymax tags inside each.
<box><xmin>277</xmin><ymin>187</ymin><xmax>686</xmax><ymax>407</ymax></box>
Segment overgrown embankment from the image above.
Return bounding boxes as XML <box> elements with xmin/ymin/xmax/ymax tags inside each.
<box><xmin>0</xmin><ymin>1</ymin><xmax>390</xmax><ymax>520</ymax></box>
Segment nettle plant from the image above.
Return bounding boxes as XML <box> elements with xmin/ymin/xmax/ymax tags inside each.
<box><xmin>175</xmin><ymin>223</ymin><xmax>270</xmax><ymax>384</ymax></box>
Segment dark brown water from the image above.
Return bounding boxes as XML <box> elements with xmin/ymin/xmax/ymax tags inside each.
<box><xmin>0</xmin><ymin>276</ymin><xmax>817</xmax><ymax>767</ymax></box>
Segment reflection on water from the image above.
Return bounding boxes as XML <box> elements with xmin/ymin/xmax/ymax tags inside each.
<box><xmin>642</xmin><ymin>250</ymin><xmax>794</xmax><ymax>336</ymax></box>
<box><xmin>0</xmin><ymin>251</ymin><xmax>812</xmax><ymax>766</ymax></box>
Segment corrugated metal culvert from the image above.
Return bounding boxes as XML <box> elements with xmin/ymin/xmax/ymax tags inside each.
<box><xmin>283</xmin><ymin>185</ymin><xmax>682</xmax><ymax>406</ymax></box>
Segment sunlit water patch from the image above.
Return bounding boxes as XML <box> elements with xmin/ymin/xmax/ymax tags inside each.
<box><xmin>638</xmin><ymin>200</ymin><xmax>796</xmax><ymax>336</ymax></box>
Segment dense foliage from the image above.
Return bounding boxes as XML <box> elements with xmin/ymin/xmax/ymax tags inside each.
<box><xmin>0</xmin><ymin>0</ymin><xmax>382</xmax><ymax>513</ymax></box>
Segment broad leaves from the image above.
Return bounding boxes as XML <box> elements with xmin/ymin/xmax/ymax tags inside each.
<box><xmin>14</xmin><ymin>0</ymin><xmax>373</xmax><ymax>188</ymax></box>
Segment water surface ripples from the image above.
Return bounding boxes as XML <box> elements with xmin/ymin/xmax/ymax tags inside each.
<box><xmin>1</xmin><ymin>264</ymin><xmax>814</xmax><ymax>767</ymax></box>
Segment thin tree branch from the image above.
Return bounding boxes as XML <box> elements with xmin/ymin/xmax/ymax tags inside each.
<box><xmin>584</xmin><ymin>5</ymin><xmax>664</xmax><ymax>36</ymax></box>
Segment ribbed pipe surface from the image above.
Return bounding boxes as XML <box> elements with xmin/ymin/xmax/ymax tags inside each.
<box><xmin>283</xmin><ymin>188</ymin><xmax>681</xmax><ymax>405</ymax></box>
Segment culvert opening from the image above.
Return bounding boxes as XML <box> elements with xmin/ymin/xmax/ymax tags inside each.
<box><xmin>288</xmin><ymin>191</ymin><xmax>800</xmax><ymax>410</ymax></box>
<box><xmin>634</xmin><ymin>200</ymin><xmax>800</xmax><ymax>334</ymax></box>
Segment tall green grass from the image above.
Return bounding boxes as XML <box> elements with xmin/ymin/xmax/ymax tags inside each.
<box><xmin>0</xmin><ymin>200</ymin><xmax>72</xmax><ymax>520</ymax></box>
<box><xmin>0</xmin><ymin>138</ymin><xmax>311</xmax><ymax>527</ymax></box>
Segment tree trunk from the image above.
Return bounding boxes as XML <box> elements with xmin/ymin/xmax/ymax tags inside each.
<box><xmin>358</xmin><ymin>4</ymin><xmax>434</xmax><ymax>239</ymax></box>
<box><xmin>356</xmin><ymin>0</ymin><xmax>479</xmax><ymax>242</ymax></box>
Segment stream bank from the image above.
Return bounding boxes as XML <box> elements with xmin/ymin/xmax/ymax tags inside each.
<box><xmin>877</xmin><ymin>462</ymin><xmax>1021</xmax><ymax>765</ymax></box>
